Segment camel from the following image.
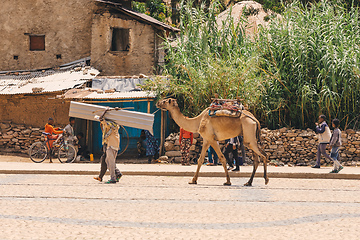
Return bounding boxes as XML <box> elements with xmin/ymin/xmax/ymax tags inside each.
<box><xmin>157</xmin><ymin>98</ymin><xmax>268</xmax><ymax>186</ymax></box>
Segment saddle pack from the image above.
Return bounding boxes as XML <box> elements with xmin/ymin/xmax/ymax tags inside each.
<box><xmin>209</xmin><ymin>99</ymin><xmax>244</xmax><ymax>118</ymax></box>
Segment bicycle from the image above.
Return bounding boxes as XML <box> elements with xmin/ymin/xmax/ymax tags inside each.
<box><xmin>29</xmin><ymin>132</ymin><xmax>77</xmax><ymax>163</ymax></box>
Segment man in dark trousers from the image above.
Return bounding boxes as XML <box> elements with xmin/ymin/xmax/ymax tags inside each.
<box><xmin>224</xmin><ymin>136</ymin><xmax>246</xmax><ymax>171</ymax></box>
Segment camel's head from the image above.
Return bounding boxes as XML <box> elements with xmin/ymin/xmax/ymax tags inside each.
<box><xmin>156</xmin><ymin>98</ymin><xmax>178</xmax><ymax>110</ymax></box>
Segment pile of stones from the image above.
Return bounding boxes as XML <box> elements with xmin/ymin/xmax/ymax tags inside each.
<box><xmin>164</xmin><ymin>127</ymin><xmax>360</xmax><ymax>166</ymax></box>
<box><xmin>0</xmin><ymin>121</ymin><xmax>44</xmax><ymax>154</ymax></box>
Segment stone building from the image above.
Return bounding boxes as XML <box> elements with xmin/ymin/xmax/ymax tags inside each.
<box><xmin>0</xmin><ymin>0</ymin><xmax>179</xmax><ymax>155</ymax></box>
<box><xmin>0</xmin><ymin>0</ymin><xmax>179</xmax><ymax>75</ymax></box>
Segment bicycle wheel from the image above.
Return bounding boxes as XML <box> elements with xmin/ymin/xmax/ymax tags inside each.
<box><xmin>29</xmin><ymin>142</ymin><xmax>48</xmax><ymax>163</ymax></box>
<box><xmin>58</xmin><ymin>144</ymin><xmax>77</xmax><ymax>163</ymax></box>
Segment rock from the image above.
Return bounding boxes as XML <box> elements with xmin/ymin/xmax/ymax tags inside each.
<box><xmin>286</xmin><ymin>133</ymin><xmax>298</xmax><ymax>137</ymax></box>
<box><xmin>279</xmin><ymin>127</ymin><xmax>287</xmax><ymax>133</ymax></box>
<box><xmin>165</xmin><ymin>151</ymin><xmax>181</xmax><ymax>157</ymax></box>
<box><xmin>21</xmin><ymin>129</ymin><xmax>32</xmax><ymax>135</ymax></box>
<box><xmin>348</xmin><ymin>148</ymin><xmax>356</xmax><ymax>152</ymax></box>
<box><xmin>0</xmin><ymin>123</ymin><xmax>10</xmax><ymax>129</ymax></box>
<box><xmin>295</xmin><ymin>137</ymin><xmax>303</xmax><ymax>141</ymax></box>
<box><xmin>158</xmin><ymin>156</ymin><xmax>168</xmax><ymax>162</ymax></box>
<box><xmin>298</xmin><ymin>131</ymin><xmax>313</xmax><ymax>137</ymax></box>
<box><xmin>164</xmin><ymin>142</ymin><xmax>174</xmax><ymax>151</ymax></box>
<box><xmin>346</xmin><ymin>129</ymin><xmax>355</xmax><ymax>134</ymax></box>
<box><xmin>277</xmin><ymin>148</ymin><xmax>285</xmax><ymax>153</ymax></box>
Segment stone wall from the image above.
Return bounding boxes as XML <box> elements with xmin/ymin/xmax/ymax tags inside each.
<box><xmin>0</xmin><ymin>122</ymin><xmax>44</xmax><ymax>155</ymax></box>
<box><xmin>2</xmin><ymin>121</ymin><xmax>359</xmax><ymax>166</ymax></box>
<box><xmin>164</xmin><ymin>128</ymin><xmax>360</xmax><ymax>166</ymax></box>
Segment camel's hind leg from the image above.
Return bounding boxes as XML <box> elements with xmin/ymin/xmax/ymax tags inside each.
<box><xmin>211</xmin><ymin>142</ymin><xmax>231</xmax><ymax>186</ymax></box>
<box><xmin>245</xmin><ymin>152</ymin><xmax>259</xmax><ymax>186</ymax></box>
<box><xmin>189</xmin><ymin>140</ymin><xmax>209</xmax><ymax>184</ymax></box>
<box><xmin>245</xmin><ymin>142</ymin><xmax>267</xmax><ymax>186</ymax></box>
<box><xmin>261</xmin><ymin>147</ymin><xmax>269</xmax><ymax>185</ymax></box>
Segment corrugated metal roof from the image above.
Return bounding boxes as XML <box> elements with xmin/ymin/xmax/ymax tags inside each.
<box><xmin>96</xmin><ymin>0</ymin><xmax>180</xmax><ymax>32</ymax></box>
<box><xmin>92</xmin><ymin>77</ymin><xmax>147</xmax><ymax>92</ymax></box>
<box><xmin>84</xmin><ymin>91</ymin><xmax>155</xmax><ymax>99</ymax></box>
<box><xmin>0</xmin><ymin>67</ymin><xmax>100</xmax><ymax>95</ymax></box>
<box><xmin>62</xmin><ymin>88</ymin><xmax>155</xmax><ymax>100</ymax></box>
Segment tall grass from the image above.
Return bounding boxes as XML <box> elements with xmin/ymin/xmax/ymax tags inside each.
<box><xmin>258</xmin><ymin>0</ymin><xmax>360</xmax><ymax>129</ymax></box>
<box><xmin>144</xmin><ymin>0</ymin><xmax>360</xmax><ymax>129</ymax></box>
<box><xmin>145</xmin><ymin>0</ymin><xmax>262</xmax><ymax>117</ymax></box>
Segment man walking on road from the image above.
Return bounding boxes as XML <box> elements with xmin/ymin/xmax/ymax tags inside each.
<box><xmin>224</xmin><ymin>136</ymin><xmax>245</xmax><ymax>171</ymax></box>
<box><xmin>312</xmin><ymin>115</ymin><xmax>332</xmax><ymax>168</ymax></box>
<box><xmin>94</xmin><ymin>107</ymin><xmax>122</xmax><ymax>184</ymax></box>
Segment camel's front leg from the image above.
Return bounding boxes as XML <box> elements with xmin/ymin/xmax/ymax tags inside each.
<box><xmin>211</xmin><ymin>142</ymin><xmax>231</xmax><ymax>186</ymax></box>
<box><xmin>189</xmin><ymin>141</ymin><xmax>209</xmax><ymax>184</ymax></box>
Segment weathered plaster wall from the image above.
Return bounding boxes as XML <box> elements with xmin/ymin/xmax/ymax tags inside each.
<box><xmin>91</xmin><ymin>11</ymin><xmax>159</xmax><ymax>76</ymax></box>
<box><xmin>0</xmin><ymin>0</ymin><xmax>95</xmax><ymax>71</ymax></box>
<box><xmin>0</xmin><ymin>93</ymin><xmax>70</xmax><ymax>127</ymax></box>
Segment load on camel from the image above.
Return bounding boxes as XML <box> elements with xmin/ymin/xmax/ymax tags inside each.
<box><xmin>157</xmin><ymin>98</ymin><xmax>268</xmax><ymax>186</ymax></box>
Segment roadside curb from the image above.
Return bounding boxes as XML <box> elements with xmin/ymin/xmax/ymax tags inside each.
<box><xmin>0</xmin><ymin>170</ymin><xmax>359</xmax><ymax>180</ymax></box>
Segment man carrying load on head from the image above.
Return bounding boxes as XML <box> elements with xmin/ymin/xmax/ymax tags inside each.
<box><xmin>93</xmin><ymin>107</ymin><xmax>122</xmax><ymax>184</ymax></box>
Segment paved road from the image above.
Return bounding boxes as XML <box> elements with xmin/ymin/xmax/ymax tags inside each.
<box><xmin>0</xmin><ymin>174</ymin><xmax>359</xmax><ymax>240</ymax></box>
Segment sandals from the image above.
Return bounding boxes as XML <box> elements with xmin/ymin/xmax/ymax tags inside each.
<box><xmin>329</xmin><ymin>166</ymin><xmax>344</xmax><ymax>173</ymax></box>
<box><xmin>93</xmin><ymin>177</ymin><xmax>102</xmax><ymax>182</ymax></box>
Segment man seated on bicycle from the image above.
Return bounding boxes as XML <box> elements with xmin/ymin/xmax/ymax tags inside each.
<box><xmin>45</xmin><ymin>117</ymin><xmax>63</xmax><ymax>149</ymax></box>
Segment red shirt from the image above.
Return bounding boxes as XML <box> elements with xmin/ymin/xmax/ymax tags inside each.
<box><xmin>179</xmin><ymin>128</ymin><xmax>193</xmax><ymax>145</ymax></box>
<box><xmin>45</xmin><ymin>124</ymin><xmax>63</xmax><ymax>135</ymax></box>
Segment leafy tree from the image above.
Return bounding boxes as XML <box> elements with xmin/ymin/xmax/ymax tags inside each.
<box><xmin>132</xmin><ymin>0</ymin><xmax>172</xmax><ymax>23</ymax></box>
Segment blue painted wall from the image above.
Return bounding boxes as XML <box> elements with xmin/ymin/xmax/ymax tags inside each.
<box><xmin>91</xmin><ymin>99</ymin><xmax>167</xmax><ymax>154</ymax></box>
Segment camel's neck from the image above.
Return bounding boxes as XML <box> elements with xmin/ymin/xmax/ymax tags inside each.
<box><xmin>167</xmin><ymin>106</ymin><xmax>202</xmax><ymax>133</ymax></box>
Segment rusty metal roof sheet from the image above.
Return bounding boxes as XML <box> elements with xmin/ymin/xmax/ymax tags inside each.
<box><xmin>96</xmin><ymin>0</ymin><xmax>180</xmax><ymax>32</ymax></box>
<box><xmin>0</xmin><ymin>67</ymin><xmax>99</xmax><ymax>95</ymax></box>
<box><xmin>69</xmin><ymin>101</ymin><xmax>154</xmax><ymax>134</ymax></box>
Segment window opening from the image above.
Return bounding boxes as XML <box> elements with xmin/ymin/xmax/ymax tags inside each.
<box><xmin>111</xmin><ymin>28</ymin><xmax>130</xmax><ymax>51</ymax></box>
<box><xmin>30</xmin><ymin>35</ymin><xmax>45</xmax><ymax>51</ymax></box>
